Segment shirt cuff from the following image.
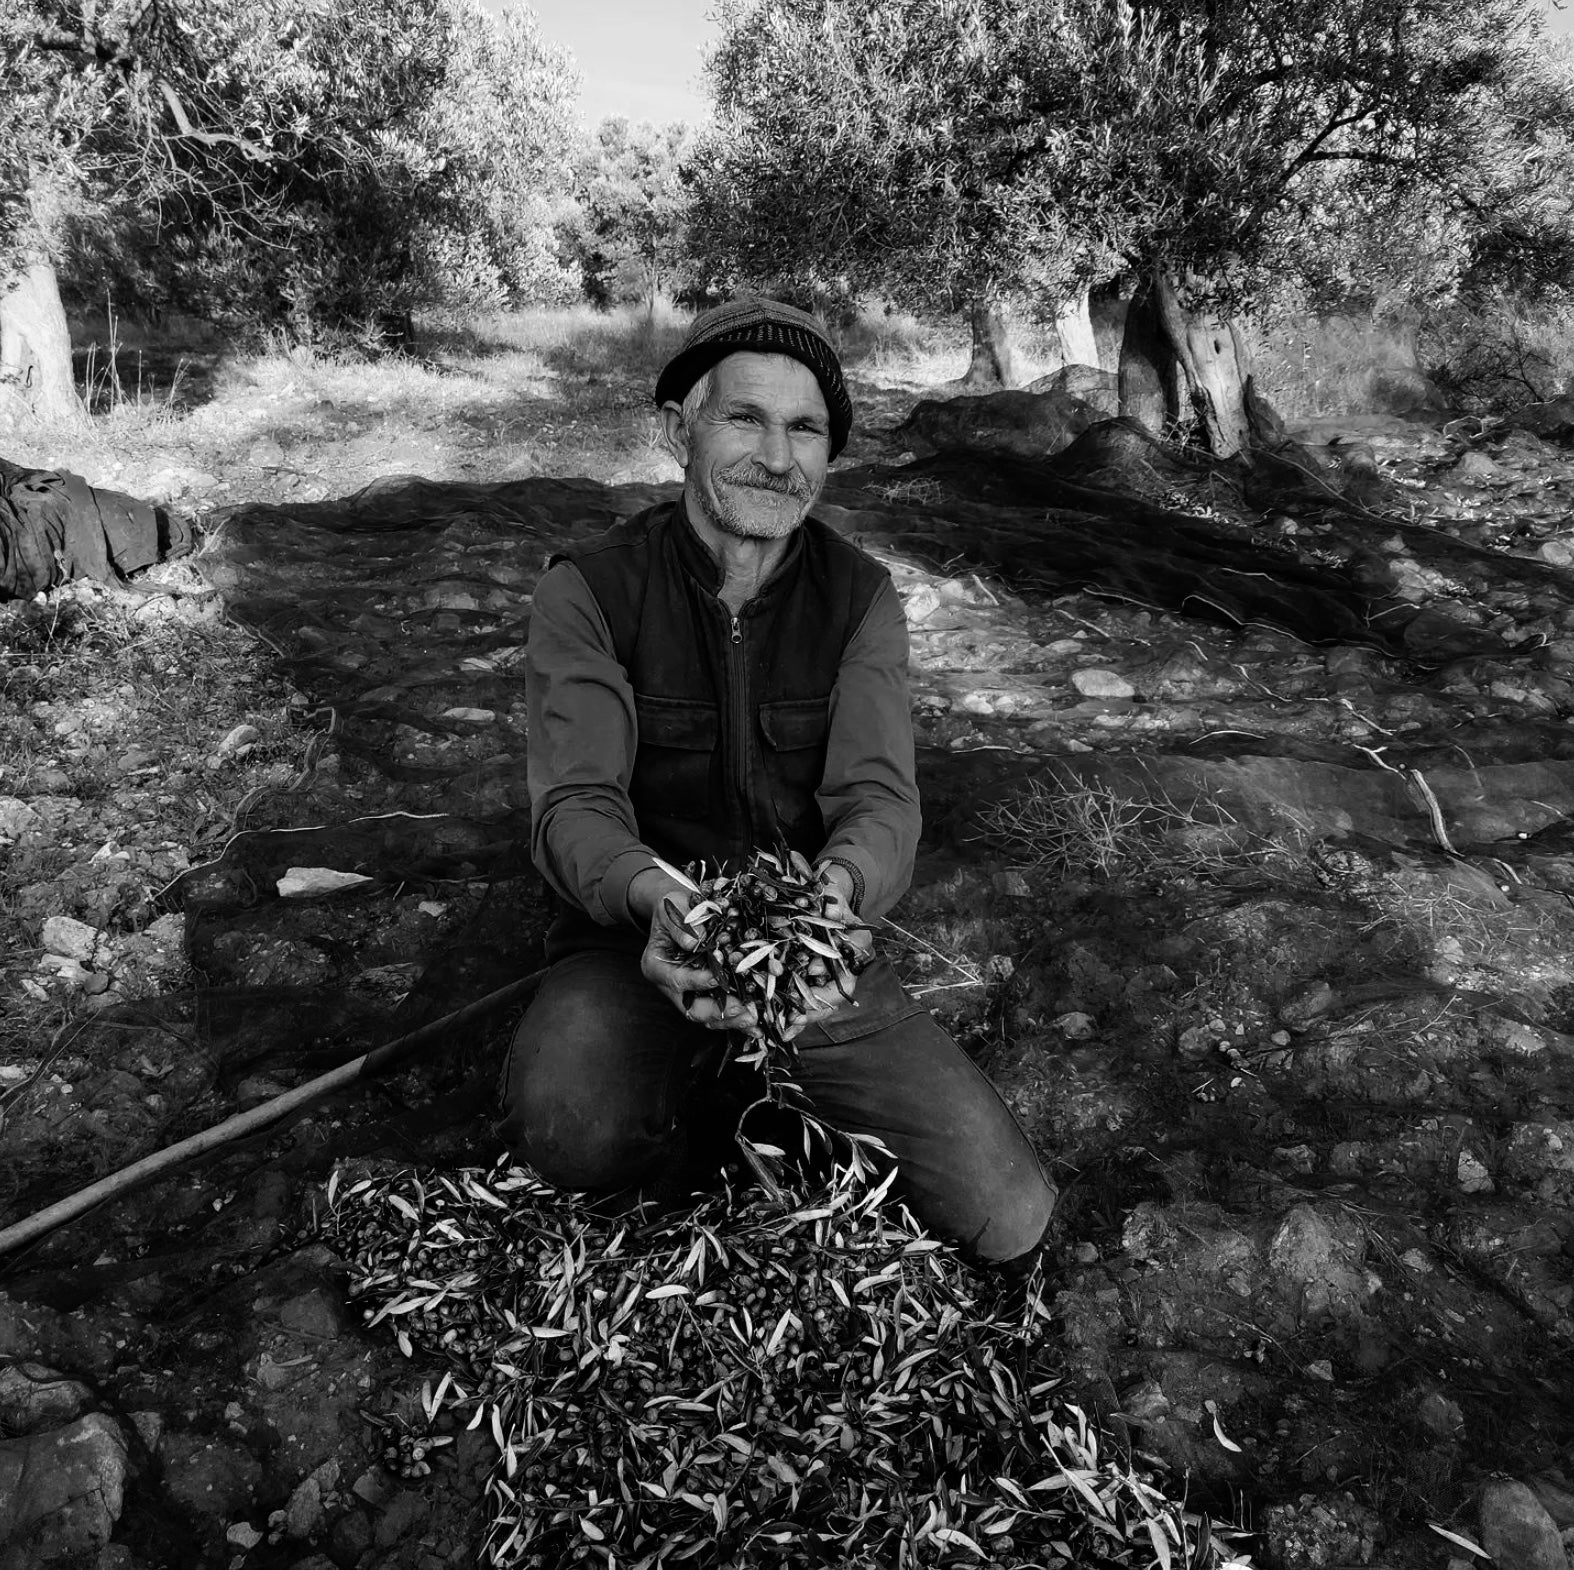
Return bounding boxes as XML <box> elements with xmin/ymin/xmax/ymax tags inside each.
<box><xmin>597</xmin><ymin>847</ymin><xmax>664</xmax><ymax>927</ymax></box>
<box><xmin>818</xmin><ymin>854</ymin><xmax>867</xmax><ymax>915</ymax></box>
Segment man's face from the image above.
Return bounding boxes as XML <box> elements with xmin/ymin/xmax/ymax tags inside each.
<box><xmin>666</xmin><ymin>353</ymin><xmax>831</xmax><ymax>542</ymax></box>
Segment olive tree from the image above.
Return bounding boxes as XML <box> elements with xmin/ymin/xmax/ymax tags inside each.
<box><xmin>692</xmin><ymin>0</ymin><xmax>1573</xmax><ymax>451</ymax></box>
<box><xmin>0</xmin><ymin>0</ymin><xmax>578</xmax><ymax>420</ymax></box>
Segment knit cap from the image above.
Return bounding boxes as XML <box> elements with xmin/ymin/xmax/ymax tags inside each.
<box><xmin>654</xmin><ymin>298</ymin><xmax>854</xmax><ymax>457</ymax></box>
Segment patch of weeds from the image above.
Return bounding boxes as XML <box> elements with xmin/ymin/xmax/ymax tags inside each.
<box><xmin>978</xmin><ymin>776</ymin><xmax>1309</xmax><ymax>892</ymax></box>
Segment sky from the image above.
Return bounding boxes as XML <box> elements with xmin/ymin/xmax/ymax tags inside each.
<box><xmin>495</xmin><ymin>0</ymin><xmax>1574</xmax><ymax>130</ymax></box>
<box><xmin>492</xmin><ymin>0</ymin><xmax>717</xmax><ymax>128</ymax></box>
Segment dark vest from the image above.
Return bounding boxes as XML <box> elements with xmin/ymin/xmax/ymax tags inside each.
<box><xmin>561</xmin><ymin>500</ymin><xmax>889</xmax><ymax>877</ymax></box>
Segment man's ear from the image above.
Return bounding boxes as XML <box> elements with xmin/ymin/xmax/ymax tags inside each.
<box><xmin>658</xmin><ymin>402</ymin><xmax>690</xmax><ymax>467</ymax></box>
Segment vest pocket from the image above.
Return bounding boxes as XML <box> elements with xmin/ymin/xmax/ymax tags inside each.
<box><xmin>633</xmin><ymin>695</ymin><xmax>717</xmax><ymax>822</ymax></box>
<box><xmin>759</xmin><ymin>697</ymin><xmax>830</xmax><ymax>833</ymax></box>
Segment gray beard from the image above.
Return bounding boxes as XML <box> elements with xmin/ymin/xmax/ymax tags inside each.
<box><xmin>700</xmin><ymin>474</ymin><xmax>811</xmax><ymax>540</ymax></box>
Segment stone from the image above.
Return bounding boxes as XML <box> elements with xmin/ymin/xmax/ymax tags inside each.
<box><xmin>0</xmin><ymin>798</ymin><xmax>40</xmax><ymax>841</ymax></box>
<box><xmin>372</xmin><ymin>1489</ymin><xmax>429</xmax><ymax>1549</ymax></box>
<box><xmin>352</xmin><ymin>1468</ymin><xmax>395</xmax><ymax>1508</ymax></box>
<box><xmin>1418</xmin><ymin>1391</ymin><xmax>1465</xmax><ymax>1438</ymax></box>
<box><xmin>329</xmin><ymin>1508</ymin><xmax>374</xmax><ymax>1566</ymax></box>
<box><xmin>247</xmin><ymin>435</ymin><xmax>287</xmax><ymax>470</ymax></box>
<box><xmin>0</xmin><ymin>1413</ymin><xmax>127</xmax><ymax>1562</ymax></box>
<box><xmin>1530</xmin><ymin>1476</ymin><xmax>1574</xmax><ymax>1529</ymax></box>
<box><xmin>41</xmin><ymin>915</ymin><xmax>98</xmax><ymax>961</ymax></box>
<box><xmin>226</xmin><ymin>1522</ymin><xmax>265</xmax><ymax>1549</ymax></box>
<box><xmin>1070</xmin><ymin>668</ymin><xmax>1135</xmax><ymax>699</ymax></box>
<box><xmin>1266</xmin><ymin>1204</ymin><xmax>1373</xmax><ymax>1322</ymax></box>
<box><xmin>1278</xmin><ymin>981</ymin><xmax>1336</xmax><ymax>1030</ymax></box>
<box><xmin>0</xmin><ymin>1363</ymin><xmax>94</xmax><ymax>1434</ymax></box>
<box><xmin>161</xmin><ymin>1432</ymin><xmax>264</xmax><ymax>1518</ymax></box>
<box><xmin>217</xmin><ymin>723</ymin><xmax>261</xmax><ymax>757</ymax></box>
<box><xmin>1479</xmin><ymin>1478</ymin><xmax>1571</xmax><ymax>1570</ymax></box>
<box><xmin>1453</xmin><ymin>448</ymin><xmax>1501</xmax><ymax>479</ymax></box>
<box><xmin>285</xmin><ymin>1475</ymin><xmax>325</xmax><ymax>1539</ymax></box>
<box><xmin>278</xmin><ymin>1287</ymin><xmax>346</xmax><ymax>1341</ymax></box>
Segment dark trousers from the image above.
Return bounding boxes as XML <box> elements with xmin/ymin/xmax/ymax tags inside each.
<box><xmin>496</xmin><ymin>948</ymin><xmax>1057</xmax><ymax>1264</ymax></box>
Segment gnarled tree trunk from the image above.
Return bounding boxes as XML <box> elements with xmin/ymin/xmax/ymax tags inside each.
<box><xmin>1112</xmin><ymin>272</ymin><xmax>1253</xmax><ymax>457</ymax></box>
<box><xmin>0</xmin><ymin>260</ymin><xmax>85</xmax><ymax>425</ymax></box>
<box><xmin>960</xmin><ymin>296</ymin><xmax>1017</xmax><ymax>389</ymax></box>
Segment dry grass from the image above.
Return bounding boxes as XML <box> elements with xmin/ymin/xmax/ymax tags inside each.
<box><xmin>977</xmin><ymin>775</ymin><xmax>1308</xmax><ymax>890</ymax></box>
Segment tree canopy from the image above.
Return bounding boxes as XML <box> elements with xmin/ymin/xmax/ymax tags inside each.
<box><xmin>1</xmin><ymin>0</ymin><xmax>579</xmax><ymax>383</ymax></box>
<box><xmin>692</xmin><ymin>0</ymin><xmax>1574</xmax><ymax>440</ymax></box>
<box><xmin>561</xmin><ymin>118</ymin><xmax>697</xmax><ymax>311</ymax></box>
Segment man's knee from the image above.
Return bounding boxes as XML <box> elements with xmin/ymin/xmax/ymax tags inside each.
<box><xmin>500</xmin><ymin>1083</ymin><xmax>664</xmax><ymax>1192</ymax></box>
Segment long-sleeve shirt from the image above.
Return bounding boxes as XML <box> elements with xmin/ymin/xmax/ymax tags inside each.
<box><xmin>526</xmin><ymin>513</ymin><xmax>921</xmax><ymax>933</ymax></box>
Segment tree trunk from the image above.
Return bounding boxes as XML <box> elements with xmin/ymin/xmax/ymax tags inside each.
<box><xmin>1116</xmin><ymin>282</ymin><xmax>1183</xmax><ymax>436</ymax></box>
<box><xmin>0</xmin><ymin>260</ymin><xmax>86</xmax><ymax>424</ymax></box>
<box><xmin>960</xmin><ymin>297</ymin><xmax>1017</xmax><ymax>389</ymax></box>
<box><xmin>1152</xmin><ymin>274</ymin><xmax>1251</xmax><ymax>457</ymax></box>
<box><xmin>1113</xmin><ymin>272</ymin><xmax>1252</xmax><ymax>457</ymax></box>
<box><xmin>1048</xmin><ymin>289</ymin><xmax>1098</xmax><ymax>369</ymax></box>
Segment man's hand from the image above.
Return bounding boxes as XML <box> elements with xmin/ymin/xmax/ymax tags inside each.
<box><xmin>633</xmin><ymin>871</ymin><xmax>760</xmax><ymax>1034</ymax></box>
<box><xmin>779</xmin><ymin>863</ymin><xmax>875</xmax><ymax>1042</ymax></box>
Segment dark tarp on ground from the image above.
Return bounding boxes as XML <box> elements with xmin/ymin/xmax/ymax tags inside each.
<box><xmin>0</xmin><ymin>457</ymin><xmax>194</xmax><ymax>599</ymax></box>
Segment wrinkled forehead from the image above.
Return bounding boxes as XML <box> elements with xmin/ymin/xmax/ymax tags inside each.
<box><xmin>707</xmin><ymin>352</ymin><xmax>830</xmax><ymax>421</ymax></box>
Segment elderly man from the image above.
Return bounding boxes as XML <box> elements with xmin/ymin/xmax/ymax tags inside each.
<box><xmin>499</xmin><ymin>298</ymin><xmax>1056</xmax><ymax>1269</ymax></box>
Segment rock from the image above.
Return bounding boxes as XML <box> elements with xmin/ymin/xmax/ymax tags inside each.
<box><xmin>226</xmin><ymin>1521</ymin><xmax>265</xmax><ymax>1549</ymax></box>
<box><xmin>1278</xmin><ymin>981</ymin><xmax>1336</xmax><ymax>1030</ymax></box>
<box><xmin>329</xmin><ymin>1509</ymin><xmax>374</xmax><ymax>1565</ymax></box>
<box><xmin>0</xmin><ymin>1363</ymin><xmax>94</xmax><ymax>1434</ymax></box>
<box><xmin>41</xmin><ymin>915</ymin><xmax>98</xmax><ymax>961</ymax></box>
<box><xmin>0</xmin><ymin>1413</ymin><xmax>128</xmax><ymax>1563</ymax></box>
<box><xmin>285</xmin><ymin>1475</ymin><xmax>325</xmax><ymax>1539</ymax></box>
<box><xmin>1266</xmin><ymin>1204</ymin><xmax>1374</xmax><ymax>1322</ymax></box>
<box><xmin>278</xmin><ymin>1289</ymin><xmax>345</xmax><ymax>1341</ymax></box>
<box><xmin>1452</xmin><ymin>448</ymin><xmax>1500</xmax><ymax>480</ymax></box>
<box><xmin>1530</xmin><ymin>1476</ymin><xmax>1574</xmax><ymax>1529</ymax></box>
<box><xmin>1053</xmin><ymin>1011</ymin><xmax>1096</xmax><ymax>1040</ymax></box>
<box><xmin>1417</xmin><ymin>1390</ymin><xmax>1465</xmax><ymax>1438</ymax></box>
<box><xmin>1457</xmin><ymin>1149</ymin><xmax>1496</xmax><ymax>1194</ymax></box>
<box><xmin>217</xmin><ymin>723</ymin><xmax>261</xmax><ymax>757</ymax></box>
<box><xmin>1538</xmin><ymin>539</ymin><xmax>1574</xmax><ymax>569</ymax></box>
<box><xmin>0</xmin><ymin>798</ymin><xmax>40</xmax><ymax>841</ymax></box>
<box><xmin>161</xmin><ymin>1431</ymin><xmax>264</xmax><ymax>1518</ymax></box>
<box><xmin>1070</xmin><ymin>668</ymin><xmax>1135</xmax><ymax>699</ymax></box>
<box><xmin>1024</xmin><ymin>363</ymin><xmax>1120</xmax><ymax>415</ymax></box>
<box><xmin>372</xmin><ymin>1489</ymin><xmax>429</xmax><ymax>1548</ymax></box>
<box><xmin>351</xmin><ymin>1468</ymin><xmax>395</xmax><ymax>1508</ymax></box>
<box><xmin>1479</xmin><ymin>1478</ymin><xmax>1571</xmax><ymax>1570</ymax></box>
<box><xmin>896</xmin><ymin>389</ymin><xmax>1102</xmax><ymax>459</ymax></box>
<box><xmin>247</xmin><ymin>435</ymin><xmax>287</xmax><ymax>470</ymax></box>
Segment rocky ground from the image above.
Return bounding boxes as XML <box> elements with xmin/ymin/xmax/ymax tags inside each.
<box><xmin>3</xmin><ymin>348</ymin><xmax>1574</xmax><ymax>1570</ymax></box>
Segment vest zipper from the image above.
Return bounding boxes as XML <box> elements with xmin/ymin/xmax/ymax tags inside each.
<box><xmin>728</xmin><ymin>612</ymin><xmax>748</xmax><ymax>811</ymax></box>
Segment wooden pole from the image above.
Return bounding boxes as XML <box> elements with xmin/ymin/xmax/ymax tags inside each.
<box><xmin>0</xmin><ymin>968</ymin><xmax>546</xmax><ymax>1259</ymax></box>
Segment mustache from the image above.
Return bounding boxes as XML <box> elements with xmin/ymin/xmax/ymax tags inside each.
<box><xmin>717</xmin><ymin>462</ymin><xmax>811</xmax><ymax>499</ymax></box>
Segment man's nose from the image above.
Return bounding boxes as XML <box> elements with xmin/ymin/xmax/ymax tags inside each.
<box><xmin>756</xmin><ymin>424</ymin><xmax>794</xmax><ymax>473</ymax></box>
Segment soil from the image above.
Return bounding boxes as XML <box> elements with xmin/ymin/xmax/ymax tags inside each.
<box><xmin>3</xmin><ymin>359</ymin><xmax>1574</xmax><ymax>1570</ymax></box>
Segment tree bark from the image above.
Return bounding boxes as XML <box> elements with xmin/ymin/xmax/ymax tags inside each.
<box><xmin>1048</xmin><ymin>289</ymin><xmax>1098</xmax><ymax>370</ymax></box>
<box><xmin>960</xmin><ymin>297</ymin><xmax>1017</xmax><ymax>389</ymax></box>
<box><xmin>1116</xmin><ymin>282</ymin><xmax>1182</xmax><ymax>436</ymax></box>
<box><xmin>1152</xmin><ymin>274</ymin><xmax>1251</xmax><ymax>457</ymax></box>
<box><xmin>1112</xmin><ymin>273</ymin><xmax>1253</xmax><ymax>457</ymax></box>
<box><xmin>0</xmin><ymin>260</ymin><xmax>86</xmax><ymax>424</ymax></box>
